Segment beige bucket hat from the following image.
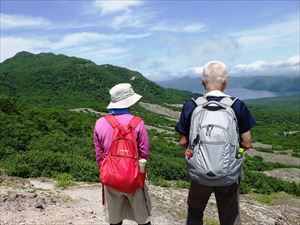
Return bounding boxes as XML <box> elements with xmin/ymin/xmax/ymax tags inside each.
<box><xmin>107</xmin><ymin>83</ymin><xmax>142</xmax><ymax>109</ymax></box>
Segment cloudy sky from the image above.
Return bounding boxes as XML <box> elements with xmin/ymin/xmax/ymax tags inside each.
<box><xmin>1</xmin><ymin>0</ymin><xmax>299</xmax><ymax>80</ymax></box>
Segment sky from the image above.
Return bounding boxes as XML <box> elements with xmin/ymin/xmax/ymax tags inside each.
<box><xmin>0</xmin><ymin>0</ymin><xmax>299</xmax><ymax>81</ymax></box>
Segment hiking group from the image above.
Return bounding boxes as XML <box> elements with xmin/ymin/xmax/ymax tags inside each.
<box><xmin>93</xmin><ymin>61</ymin><xmax>255</xmax><ymax>225</ymax></box>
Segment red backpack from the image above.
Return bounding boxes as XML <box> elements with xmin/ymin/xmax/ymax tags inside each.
<box><xmin>100</xmin><ymin>115</ymin><xmax>145</xmax><ymax>194</ymax></box>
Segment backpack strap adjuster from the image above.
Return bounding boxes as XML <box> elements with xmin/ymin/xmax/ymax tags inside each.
<box><xmin>220</xmin><ymin>97</ymin><xmax>238</xmax><ymax>107</ymax></box>
<box><xmin>192</xmin><ymin>96</ymin><xmax>208</xmax><ymax>106</ymax></box>
<box><xmin>129</xmin><ymin>116</ymin><xmax>142</xmax><ymax>129</ymax></box>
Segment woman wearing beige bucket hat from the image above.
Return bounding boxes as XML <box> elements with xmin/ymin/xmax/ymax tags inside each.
<box><xmin>107</xmin><ymin>83</ymin><xmax>142</xmax><ymax>109</ymax></box>
<box><xmin>94</xmin><ymin>83</ymin><xmax>152</xmax><ymax>225</ymax></box>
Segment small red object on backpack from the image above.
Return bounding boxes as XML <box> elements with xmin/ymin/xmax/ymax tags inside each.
<box><xmin>186</xmin><ymin>149</ymin><xmax>193</xmax><ymax>159</ymax></box>
<box><xmin>100</xmin><ymin>115</ymin><xmax>145</xmax><ymax>194</ymax></box>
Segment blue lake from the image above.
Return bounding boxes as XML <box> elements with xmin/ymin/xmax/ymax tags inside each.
<box><xmin>194</xmin><ymin>88</ymin><xmax>299</xmax><ymax>100</ymax></box>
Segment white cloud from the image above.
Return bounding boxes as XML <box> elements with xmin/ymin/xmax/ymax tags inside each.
<box><xmin>0</xmin><ymin>36</ymin><xmax>48</xmax><ymax>62</ymax></box>
<box><xmin>0</xmin><ymin>13</ymin><xmax>51</xmax><ymax>29</ymax></box>
<box><xmin>181</xmin><ymin>24</ymin><xmax>207</xmax><ymax>33</ymax></box>
<box><xmin>230</xmin><ymin>55</ymin><xmax>300</xmax><ymax>76</ymax></box>
<box><xmin>0</xmin><ymin>35</ymin><xmax>128</xmax><ymax>64</ymax></box>
<box><xmin>88</xmin><ymin>47</ymin><xmax>127</xmax><ymax>61</ymax></box>
<box><xmin>171</xmin><ymin>67</ymin><xmax>204</xmax><ymax>79</ymax></box>
<box><xmin>65</xmin><ymin>46</ymin><xmax>128</xmax><ymax>63</ymax></box>
<box><xmin>236</xmin><ymin>14</ymin><xmax>299</xmax><ymax>50</ymax></box>
<box><xmin>187</xmin><ymin>36</ymin><xmax>240</xmax><ymax>62</ymax></box>
<box><xmin>286</xmin><ymin>55</ymin><xmax>300</xmax><ymax>65</ymax></box>
<box><xmin>0</xmin><ymin>31</ymin><xmax>150</xmax><ymax>62</ymax></box>
<box><xmin>93</xmin><ymin>0</ymin><xmax>142</xmax><ymax>15</ymax></box>
<box><xmin>190</xmin><ymin>66</ymin><xmax>203</xmax><ymax>74</ymax></box>
<box><xmin>231</xmin><ymin>60</ymin><xmax>266</xmax><ymax>72</ymax></box>
<box><xmin>151</xmin><ymin>22</ymin><xmax>207</xmax><ymax>33</ymax></box>
<box><xmin>111</xmin><ymin>10</ymin><xmax>143</xmax><ymax>29</ymax></box>
<box><xmin>52</xmin><ymin>32</ymin><xmax>110</xmax><ymax>50</ymax></box>
<box><xmin>52</xmin><ymin>32</ymin><xmax>150</xmax><ymax>49</ymax></box>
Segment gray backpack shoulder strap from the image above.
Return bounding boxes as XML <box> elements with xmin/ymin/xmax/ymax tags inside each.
<box><xmin>192</xmin><ymin>96</ymin><xmax>208</xmax><ymax>106</ymax></box>
<box><xmin>220</xmin><ymin>97</ymin><xmax>238</xmax><ymax>107</ymax></box>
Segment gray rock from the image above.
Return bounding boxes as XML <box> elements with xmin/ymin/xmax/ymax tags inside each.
<box><xmin>35</xmin><ymin>204</ymin><xmax>45</xmax><ymax>210</ymax></box>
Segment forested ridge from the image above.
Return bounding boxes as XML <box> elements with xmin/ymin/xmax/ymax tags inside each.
<box><xmin>0</xmin><ymin>51</ymin><xmax>196</xmax><ymax>109</ymax></box>
<box><xmin>0</xmin><ymin>52</ymin><xmax>299</xmax><ymax>196</ymax></box>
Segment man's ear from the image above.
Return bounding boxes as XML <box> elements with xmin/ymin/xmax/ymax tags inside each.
<box><xmin>224</xmin><ymin>76</ymin><xmax>228</xmax><ymax>86</ymax></box>
<box><xmin>222</xmin><ymin>76</ymin><xmax>228</xmax><ymax>90</ymax></box>
<box><xmin>201</xmin><ymin>78</ymin><xmax>205</xmax><ymax>87</ymax></box>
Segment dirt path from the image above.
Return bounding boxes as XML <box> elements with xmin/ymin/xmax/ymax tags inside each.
<box><xmin>139</xmin><ymin>102</ymin><xmax>181</xmax><ymax>120</ymax></box>
<box><xmin>69</xmin><ymin>108</ymin><xmax>106</xmax><ymax>115</ymax></box>
<box><xmin>263</xmin><ymin>168</ymin><xmax>300</xmax><ymax>183</ymax></box>
<box><xmin>145</xmin><ymin>125</ymin><xmax>175</xmax><ymax>135</ymax></box>
<box><xmin>247</xmin><ymin>149</ymin><xmax>300</xmax><ymax>166</ymax></box>
<box><xmin>1</xmin><ymin>176</ymin><xmax>300</xmax><ymax>225</ymax></box>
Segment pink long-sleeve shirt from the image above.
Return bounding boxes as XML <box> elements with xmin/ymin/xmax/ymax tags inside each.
<box><xmin>93</xmin><ymin>114</ymin><xmax>150</xmax><ymax>167</ymax></box>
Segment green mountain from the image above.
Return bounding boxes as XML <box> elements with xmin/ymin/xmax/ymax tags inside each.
<box><xmin>244</xmin><ymin>77</ymin><xmax>300</xmax><ymax>92</ymax></box>
<box><xmin>0</xmin><ymin>51</ymin><xmax>196</xmax><ymax>109</ymax></box>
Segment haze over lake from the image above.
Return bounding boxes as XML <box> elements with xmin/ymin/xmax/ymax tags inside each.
<box><xmin>184</xmin><ymin>87</ymin><xmax>299</xmax><ymax>100</ymax></box>
<box><xmin>219</xmin><ymin>88</ymin><xmax>298</xmax><ymax>100</ymax></box>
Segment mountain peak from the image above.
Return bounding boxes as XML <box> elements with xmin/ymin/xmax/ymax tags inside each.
<box><xmin>0</xmin><ymin>51</ymin><xmax>196</xmax><ymax>108</ymax></box>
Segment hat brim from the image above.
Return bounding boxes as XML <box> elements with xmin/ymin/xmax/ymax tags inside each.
<box><xmin>107</xmin><ymin>93</ymin><xmax>142</xmax><ymax>109</ymax></box>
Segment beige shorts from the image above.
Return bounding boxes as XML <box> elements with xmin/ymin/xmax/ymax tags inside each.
<box><xmin>104</xmin><ymin>183</ymin><xmax>152</xmax><ymax>224</ymax></box>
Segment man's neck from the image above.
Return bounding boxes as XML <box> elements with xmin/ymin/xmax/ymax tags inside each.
<box><xmin>205</xmin><ymin>86</ymin><xmax>224</xmax><ymax>93</ymax></box>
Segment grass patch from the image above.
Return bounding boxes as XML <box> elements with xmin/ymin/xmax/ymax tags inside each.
<box><xmin>292</xmin><ymin>152</ymin><xmax>300</xmax><ymax>158</ymax></box>
<box><xmin>204</xmin><ymin>216</ymin><xmax>219</xmax><ymax>225</ymax></box>
<box><xmin>149</xmin><ymin>177</ymin><xmax>172</xmax><ymax>188</ymax></box>
<box><xmin>55</xmin><ymin>173</ymin><xmax>74</xmax><ymax>187</ymax></box>
<box><xmin>255</xmin><ymin>147</ymin><xmax>274</xmax><ymax>153</ymax></box>
<box><xmin>247</xmin><ymin>192</ymin><xmax>300</xmax><ymax>205</ymax></box>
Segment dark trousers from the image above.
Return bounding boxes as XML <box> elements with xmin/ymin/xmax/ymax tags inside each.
<box><xmin>110</xmin><ymin>222</ymin><xmax>151</xmax><ymax>225</ymax></box>
<box><xmin>187</xmin><ymin>181</ymin><xmax>241</xmax><ymax>225</ymax></box>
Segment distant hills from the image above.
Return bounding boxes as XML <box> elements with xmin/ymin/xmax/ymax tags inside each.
<box><xmin>158</xmin><ymin>75</ymin><xmax>300</xmax><ymax>94</ymax></box>
<box><xmin>0</xmin><ymin>52</ymin><xmax>196</xmax><ymax>109</ymax></box>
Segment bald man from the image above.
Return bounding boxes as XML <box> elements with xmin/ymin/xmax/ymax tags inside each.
<box><xmin>176</xmin><ymin>61</ymin><xmax>255</xmax><ymax>225</ymax></box>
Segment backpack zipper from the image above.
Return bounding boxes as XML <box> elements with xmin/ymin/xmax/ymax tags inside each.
<box><xmin>201</xmin><ymin>140</ymin><xmax>227</xmax><ymax>145</ymax></box>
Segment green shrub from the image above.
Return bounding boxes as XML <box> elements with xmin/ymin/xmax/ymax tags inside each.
<box><xmin>0</xmin><ymin>94</ymin><xmax>299</xmax><ymax>197</ymax></box>
<box><xmin>55</xmin><ymin>173</ymin><xmax>74</xmax><ymax>187</ymax></box>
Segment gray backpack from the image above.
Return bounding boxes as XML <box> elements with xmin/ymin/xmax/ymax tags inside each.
<box><xmin>187</xmin><ymin>96</ymin><xmax>244</xmax><ymax>186</ymax></box>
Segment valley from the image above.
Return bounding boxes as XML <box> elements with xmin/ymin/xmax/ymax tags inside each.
<box><xmin>0</xmin><ymin>52</ymin><xmax>299</xmax><ymax>224</ymax></box>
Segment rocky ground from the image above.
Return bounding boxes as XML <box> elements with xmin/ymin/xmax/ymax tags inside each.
<box><xmin>1</xmin><ymin>174</ymin><xmax>299</xmax><ymax>225</ymax></box>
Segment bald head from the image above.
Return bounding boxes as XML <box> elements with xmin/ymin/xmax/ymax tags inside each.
<box><xmin>202</xmin><ymin>61</ymin><xmax>227</xmax><ymax>85</ymax></box>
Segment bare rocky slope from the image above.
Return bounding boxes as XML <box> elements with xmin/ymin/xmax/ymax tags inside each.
<box><xmin>1</xmin><ymin>174</ymin><xmax>299</xmax><ymax>225</ymax></box>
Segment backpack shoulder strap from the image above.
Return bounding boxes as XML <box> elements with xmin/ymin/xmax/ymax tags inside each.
<box><xmin>220</xmin><ymin>96</ymin><xmax>238</xmax><ymax>107</ymax></box>
<box><xmin>128</xmin><ymin>116</ymin><xmax>142</xmax><ymax>129</ymax></box>
<box><xmin>104</xmin><ymin>115</ymin><xmax>120</xmax><ymax>128</ymax></box>
<box><xmin>192</xmin><ymin>96</ymin><xmax>208</xmax><ymax>106</ymax></box>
